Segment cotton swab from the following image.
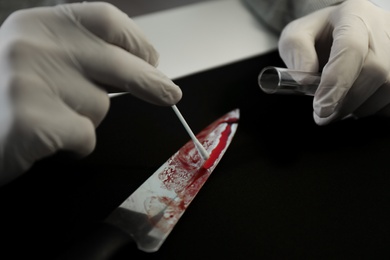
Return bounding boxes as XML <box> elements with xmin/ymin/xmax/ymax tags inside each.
<box><xmin>171</xmin><ymin>105</ymin><xmax>210</xmax><ymax>161</ymax></box>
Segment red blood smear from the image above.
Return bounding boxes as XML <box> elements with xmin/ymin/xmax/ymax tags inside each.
<box><xmin>159</xmin><ymin>114</ymin><xmax>239</xmax><ymax>193</ymax></box>
<box><xmin>152</xmin><ymin>110</ymin><xmax>239</xmax><ymax>232</ymax></box>
<box><xmin>202</xmin><ymin>123</ymin><xmax>232</xmax><ymax>169</ymax></box>
<box><xmin>183</xmin><ymin>117</ymin><xmax>239</xmax><ymax>196</ymax></box>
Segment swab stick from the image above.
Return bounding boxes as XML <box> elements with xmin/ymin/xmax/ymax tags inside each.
<box><xmin>171</xmin><ymin>105</ymin><xmax>210</xmax><ymax>161</ymax></box>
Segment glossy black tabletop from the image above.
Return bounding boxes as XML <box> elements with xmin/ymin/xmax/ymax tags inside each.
<box><xmin>1</xmin><ymin>50</ymin><xmax>390</xmax><ymax>259</ymax></box>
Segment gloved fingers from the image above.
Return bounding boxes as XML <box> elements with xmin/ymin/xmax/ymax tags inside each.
<box><xmin>313</xmin><ymin>13</ymin><xmax>370</xmax><ymax>125</ymax></box>
<box><xmin>76</xmin><ymin>43</ymin><xmax>182</xmax><ymax>106</ymax></box>
<box><xmin>10</xmin><ymin>78</ymin><xmax>98</xmax><ymax>161</ymax></box>
<box><xmin>32</xmin><ymin>102</ymin><xmax>97</xmax><ymax>159</ymax></box>
<box><xmin>2</xmin><ymin>2</ymin><xmax>181</xmax><ymax>107</ymax></box>
<box><xmin>278</xmin><ymin>22</ymin><xmax>318</xmax><ymax>71</ymax></box>
<box><xmin>0</xmin><ymin>103</ymin><xmax>95</xmax><ymax>185</ymax></box>
<box><xmin>353</xmin><ymin>80</ymin><xmax>390</xmax><ymax>118</ymax></box>
<box><xmin>0</xmin><ymin>37</ymin><xmax>110</xmax><ymax>127</ymax></box>
<box><xmin>50</xmin><ymin>72</ymin><xmax>110</xmax><ymax>128</ymax></box>
<box><xmin>46</xmin><ymin>105</ymin><xmax>97</xmax><ymax>158</ymax></box>
<box><xmin>56</xmin><ymin>2</ymin><xmax>159</xmax><ymax>66</ymax></box>
<box><xmin>278</xmin><ymin>7</ymin><xmax>334</xmax><ymax>72</ymax></box>
<box><xmin>313</xmin><ymin>54</ymin><xmax>387</xmax><ymax>125</ymax></box>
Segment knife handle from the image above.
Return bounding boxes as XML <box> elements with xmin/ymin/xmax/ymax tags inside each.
<box><xmin>58</xmin><ymin>222</ymin><xmax>136</xmax><ymax>260</ymax></box>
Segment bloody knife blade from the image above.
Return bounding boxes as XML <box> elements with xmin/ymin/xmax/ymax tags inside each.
<box><xmin>104</xmin><ymin>108</ymin><xmax>240</xmax><ymax>253</ymax></box>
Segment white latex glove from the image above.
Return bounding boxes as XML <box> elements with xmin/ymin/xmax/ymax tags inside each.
<box><xmin>278</xmin><ymin>0</ymin><xmax>390</xmax><ymax>125</ymax></box>
<box><xmin>0</xmin><ymin>2</ymin><xmax>182</xmax><ymax>185</ymax></box>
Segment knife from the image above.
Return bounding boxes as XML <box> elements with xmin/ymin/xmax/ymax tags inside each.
<box><xmin>61</xmin><ymin>108</ymin><xmax>240</xmax><ymax>259</ymax></box>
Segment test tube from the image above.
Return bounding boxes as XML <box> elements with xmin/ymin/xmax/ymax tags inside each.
<box><xmin>258</xmin><ymin>66</ymin><xmax>321</xmax><ymax>96</ymax></box>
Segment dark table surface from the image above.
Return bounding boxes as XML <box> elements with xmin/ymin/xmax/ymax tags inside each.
<box><xmin>1</xmin><ymin>50</ymin><xmax>390</xmax><ymax>259</ymax></box>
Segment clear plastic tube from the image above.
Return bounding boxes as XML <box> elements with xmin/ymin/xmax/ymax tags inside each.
<box><xmin>258</xmin><ymin>66</ymin><xmax>321</xmax><ymax>96</ymax></box>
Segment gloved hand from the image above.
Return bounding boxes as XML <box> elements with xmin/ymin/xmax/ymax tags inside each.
<box><xmin>278</xmin><ymin>0</ymin><xmax>390</xmax><ymax>125</ymax></box>
<box><xmin>0</xmin><ymin>2</ymin><xmax>182</xmax><ymax>185</ymax></box>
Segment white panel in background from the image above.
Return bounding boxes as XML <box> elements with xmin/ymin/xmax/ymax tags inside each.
<box><xmin>133</xmin><ymin>0</ymin><xmax>278</xmax><ymax>80</ymax></box>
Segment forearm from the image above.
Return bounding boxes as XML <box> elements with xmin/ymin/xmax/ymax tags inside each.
<box><xmin>243</xmin><ymin>0</ymin><xmax>346</xmax><ymax>33</ymax></box>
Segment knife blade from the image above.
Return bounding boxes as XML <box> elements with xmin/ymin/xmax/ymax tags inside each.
<box><xmin>60</xmin><ymin>108</ymin><xmax>240</xmax><ymax>259</ymax></box>
<box><xmin>104</xmin><ymin>108</ymin><xmax>240</xmax><ymax>253</ymax></box>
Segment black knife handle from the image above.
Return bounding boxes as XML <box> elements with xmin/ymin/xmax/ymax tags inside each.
<box><xmin>58</xmin><ymin>222</ymin><xmax>136</xmax><ymax>260</ymax></box>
